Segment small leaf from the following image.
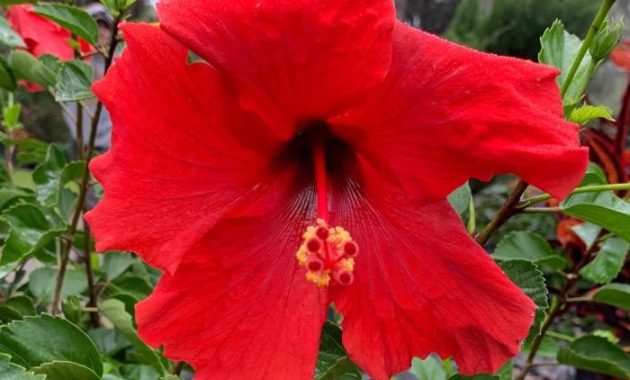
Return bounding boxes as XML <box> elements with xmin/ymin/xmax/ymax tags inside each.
<box><xmin>447</xmin><ymin>182</ymin><xmax>472</xmax><ymax>216</ymax></box>
<box><xmin>55</xmin><ymin>60</ymin><xmax>94</xmax><ymax>102</ymax></box>
<box><xmin>0</xmin><ymin>296</ymin><xmax>36</xmax><ymax>323</ymax></box>
<box><xmin>580</xmin><ymin>237</ymin><xmax>629</xmax><ymax>284</ymax></box>
<box><xmin>99</xmin><ymin>299</ymin><xmax>166</xmax><ymax>375</ymax></box>
<box><xmin>557</xmin><ymin>336</ymin><xmax>630</xmax><ymax>378</ymax></box>
<box><xmin>493</xmin><ymin>231</ymin><xmax>565</xmax><ymax>269</ymax></box>
<box><xmin>561</xmin><ymin>164</ymin><xmax>630</xmax><ymax>242</ymax></box>
<box><xmin>32</xmin><ymin>145</ymin><xmax>85</xmax><ymax>207</ymax></box>
<box><xmin>0</xmin><ymin>354</ymin><xmax>43</xmax><ymax>380</ymax></box>
<box><xmin>316</xmin><ymin>322</ymin><xmax>361</xmax><ymax>380</ymax></box>
<box><xmin>0</xmin><ymin>57</ymin><xmax>16</xmax><ymax>91</ymax></box>
<box><xmin>0</xmin><ymin>315</ymin><xmax>103</xmax><ymax>375</ymax></box>
<box><xmin>107</xmin><ymin>276</ymin><xmax>153</xmax><ymax>300</ymax></box>
<box><xmin>104</xmin><ymin>252</ymin><xmax>136</xmax><ymax>280</ymax></box>
<box><xmin>88</xmin><ymin>328</ymin><xmax>130</xmax><ymax>356</ymax></box>
<box><xmin>33</xmin><ymin>4</ymin><xmax>98</xmax><ymax>45</ymax></box>
<box><xmin>8</xmin><ymin>51</ymin><xmax>56</xmax><ymax>88</ymax></box>
<box><xmin>568</xmin><ymin>104</ymin><xmax>613</xmax><ymax>124</ymax></box>
<box><xmin>538</xmin><ymin>20</ymin><xmax>595</xmax><ymax>106</ymax></box>
<box><xmin>592</xmin><ymin>283</ymin><xmax>630</xmax><ymax>311</ymax></box>
<box><xmin>32</xmin><ymin>361</ymin><xmax>100</xmax><ymax>380</ymax></box>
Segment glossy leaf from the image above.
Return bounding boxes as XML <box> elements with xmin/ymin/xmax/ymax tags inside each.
<box><xmin>447</xmin><ymin>182</ymin><xmax>472</xmax><ymax>216</ymax></box>
<box><xmin>580</xmin><ymin>237</ymin><xmax>629</xmax><ymax>284</ymax></box>
<box><xmin>33</xmin><ymin>3</ymin><xmax>98</xmax><ymax>45</ymax></box>
<box><xmin>99</xmin><ymin>299</ymin><xmax>166</xmax><ymax>374</ymax></box>
<box><xmin>592</xmin><ymin>283</ymin><xmax>630</xmax><ymax>311</ymax></box>
<box><xmin>568</xmin><ymin>104</ymin><xmax>613</xmax><ymax>124</ymax></box>
<box><xmin>32</xmin><ymin>361</ymin><xmax>100</xmax><ymax>380</ymax></box>
<box><xmin>493</xmin><ymin>231</ymin><xmax>565</xmax><ymax>269</ymax></box>
<box><xmin>0</xmin><ymin>204</ymin><xmax>66</xmax><ymax>278</ymax></box>
<box><xmin>316</xmin><ymin>322</ymin><xmax>361</xmax><ymax>380</ymax></box>
<box><xmin>538</xmin><ymin>19</ymin><xmax>594</xmax><ymax>106</ymax></box>
<box><xmin>103</xmin><ymin>252</ymin><xmax>135</xmax><ymax>280</ymax></box>
<box><xmin>0</xmin><ymin>315</ymin><xmax>103</xmax><ymax>375</ymax></box>
<box><xmin>0</xmin><ymin>296</ymin><xmax>36</xmax><ymax>323</ymax></box>
<box><xmin>8</xmin><ymin>51</ymin><xmax>56</xmax><ymax>88</ymax></box>
<box><xmin>32</xmin><ymin>145</ymin><xmax>85</xmax><ymax>207</ymax></box>
<box><xmin>55</xmin><ymin>60</ymin><xmax>94</xmax><ymax>102</ymax></box>
<box><xmin>0</xmin><ymin>15</ymin><xmax>24</xmax><ymax>48</ymax></box>
<box><xmin>409</xmin><ymin>356</ymin><xmax>447</xmax><ymax>380</ymax></box>
<box><xmin>557</xmin><ymin>336</ymin><xmax>630</xmax><ymax>378</ymax></box>
<box><xmin>0</xmin><ymin>354</ymin><xmax>43</xmax><ymax>380</ymax></box>
<box><xmin>561</xmin><ymin>165</ymin><xmax>630</xmax><ymax>242</ymax></box>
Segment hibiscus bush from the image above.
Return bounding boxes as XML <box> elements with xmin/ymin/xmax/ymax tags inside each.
<box><xmin>0</xmin><ymin>0</ymin><xmax>627</xmax><ymax>380</ymax></box>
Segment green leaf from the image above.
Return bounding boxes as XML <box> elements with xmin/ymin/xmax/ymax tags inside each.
<box><xmin>33</xmin><ymin>4</ymin><xmax>98</xmax><ymax>45</ymax></box>
<box><xmin>99</xmin><ymin>299</ymin><xmax>166</xmax><ymax>375</ymax></box>
<box><xmin>8</xmin><ymin>51</ymin><xmax>56</xmax><ymax>89</ymax></box>
<box><xmin>592</xmin><ymin>283</ymin><xmax>630</xmax><ymax>311</ymax></box>
<box><xmin>316</xmin><ymin>322</ymin><xmax>360</xmax><ymax>380</ymax></box>
<box><xmin>0</xmin><ymin>204</ymin><xmax>66</xmax><ymax>278</ymax></box>
<box><xmin>0</xmin><ymin>354</ymin><xmax>43</xmax><ymax>380</ymax></box>
<box><xmin>0</xmin><ymin>296</ymin><xmax>36</xmax><ymax>323</ymax></box>
<box><xmin>409</xmin><ymin>356</ymin><xmax>447</xmax><ymax>380</ymax></box>
<box><xmin>0</xmin><ymin>16</ymin><xmax>24</xmax><ymax>48</ymax></box>
<box><xmin>0</xmin><ymin>315</ymin><xmax>103</xmax><ymax>375</ymax></box>
<box><xmin>0</xmin><ymin>57</ymin><xmax>16</xmax><ymax>91</ymax></box>
<box><xmin>32</xmin><ymin>361</ymin><xmax>100</xmax><ymax>380</ymax></box>
<box><xmin>580</xmin><ymin>237</ymin><xmax>629</xmax><ymax>284</ymax></box>
<box><xmin>493</xmin><ymin>231</ymin><xmax>565</xmax><ymax>269</ymax></box>
<box><xmin>447</xmin><ymin>182</ymin><xmax>472</xmax><ymax>216</ymax></box>
<box><xmin>568</xmin><ymin>104</ymin><xmax>613</xmax><ymax>124</ymax></box>
<box><xmin>16</xmin><ymin>139</ymin><xmax>49</xmax><ymax>167</ymax></box>
<box><xmin>538</xmin><ymin>20</ymin><xmax>594</xmax><ymax>106</ymax></box>
<box><xmin>104</xmin><ymin>252</ymin><xmax>136</xmax><ymax>280</ymax></box>
<box><xmin>3</xmin><ymin>103</ymin><xmax>22</xmax><ymax>129</ymax></box>
<box><xmin>32</xmin><ymin>145</ymin><xmax>85</xmax><ymax>207</ymax></box>
<box><xmin>561</xmin><ymin>164</ymin><xmax>630</xmax><ymax>242</ymax></box>
<box><xmin>498</xmin><ymin>260</ymin><xmax>548</xmax><ymax>340</ymax></box>
<box><xmin>28</xmin><ymin>267</ymin><xmax>87</xmax><ymax>304</ymax></box>
<box><xmin>107</xmin><ymin>276</ymin><xmax>153</xmax><ymax>300</ymax></box>
<box><xmin>557</xmin><ymin>336</ymin><xmax>630</xmax><ymax>378</ymax></box>
<box><xmin>55</xmin><ymin>60</ymin><xmax>94</xmax><ymax>102</ymax></box>
<box><xmin>88</xmin><ymin>328</ymin><xmax>130</xmax><ymax>356</ymax></box>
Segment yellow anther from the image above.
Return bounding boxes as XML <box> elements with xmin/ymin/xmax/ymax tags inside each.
<box><xmin>296</xmin><ymin>220</ymin><xmax>358</xmax><ymax>287</ymax></box>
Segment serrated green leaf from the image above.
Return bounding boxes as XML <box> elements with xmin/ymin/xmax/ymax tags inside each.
<box><xmin>32</xmin><ymin>145</ymin><xmax>85</xmax><ymax>207</ymax></box>
<box><xmin>99</xmin><ymin>299</ymin><xmax>165</xmax><ymax>375</ymax></box>
<box><xmin>538</xmin><ymin>20</ymin><xmax>594</xmax><ymax>106</ymax></box>
<box><xmin>561</xmin><ymin>164</ymin><xmax>630</xmax><ymax>242</ymax></box>
<box><xmin>580</xmin><ymin>237</ymin><xmax>629</xmax><ymax>284</ymax></box>
<box><xmin>0</xmin><ymin>16</ymin><xmax>24</xmax><ymax>48</ymax></box>
<box><xmin>493</xmin><ymin>231</ymin><xmax>566</xmax><ymax>269</ymax></box>
<box><xmin>8</xmin><ymin>51</ymin><xmax>56</xmax><ymax>88</ymax></box>
<box><xmin>32</xmin><ymin>361</ymin><xmax>100</xmax><ymax>380</ymax></box>
<box><xmin>55</xmin><ymin>60</ymin><xmax>93</xmax><ymax>102</ymax></box>
<box><xmin>568</xmin><ymin>104</ymin><xmax>613</xmax><ymax>124</ymax></box>
<box><xmin>498</xmin><ymin>260</ymin><xmax>548</xmax><ymax>341</ymax></box>
<box><xmin>557</xmin><ymin>336</ymin><xmax>630</xmax><ymax>378</ymax></box>
<box><xmin>0</xmin><ymin>315</ymin><xmax>103</xmax><ymax>375</ymax></box>
<box><xmin>0</xmin><ymin>354</ymin><xmax>43</xmax><ymax>380</ymax></box>
<box><xmin>0</xmin><ymin>204</ymin><xmax>66</xmax><ymax>278</ymax></box>
<box><xmin>592</xmin><ymin>283</ymin><xmax>630</xmax><ymax>311</ymax></box>
<box><xmin>33</xmin><ymin>4</ymin><xmax>98</xmax><ymax>45</ymax></box>
<box><xmin>0</xmin><ymin>296</ymin><xmax>36</xmax><ymax>323</ymax></box>
<box><xmin>447</xmin><ymin>182</ymin><xmax>472</xmax><ymax>216</ymax></box>
<box><xmin>28</xmin><ymin>267</ymin><xmax>87</xmax><ymax>304</ymax></box>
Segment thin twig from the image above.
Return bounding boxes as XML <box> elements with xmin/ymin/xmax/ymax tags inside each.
<box><xmin>84</xmin><ymin>220</ymin><xmax>100</xmax><ymax>327</ymax></box>
<box><xmin>475</xmin><ymin>181</ymin><xmax>528</xmax><ymax>245</ymax></box>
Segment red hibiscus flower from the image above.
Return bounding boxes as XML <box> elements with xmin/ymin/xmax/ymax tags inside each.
<box><xmin>86</xmin><ymin>1</ymin><xmax>588</xmax><ymax>379</ymax></box>
<box><xmin>7</xmin><ymin>4</ymin><xmax>92</xmax><ymax>91</ymax></box>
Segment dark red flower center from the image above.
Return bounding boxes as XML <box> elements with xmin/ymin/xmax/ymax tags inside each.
<box><xmin>288</xmin><ymin>121</ymin><xmax>360</xmax><ymax>287</ymax></box>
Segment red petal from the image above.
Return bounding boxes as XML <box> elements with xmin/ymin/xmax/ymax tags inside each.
<box><xmin>332</xmin><ymin>22</ymin><xmax>588</xmax><ymax>201</ymax></box>
<box><xmin>330</xmin><ymin>180</ymin><xmax>535</xmax><ymax>378</ymax></box>
<box><xmin>157</xmin><ymin>0</ymin><xmax>395</xmax><ymax>139</ymax></box>
<box><xmin>86</xmin><ymin>23</ymin><xmax>278</xmax><ymax>273</ymax></box>
<box><xmin>136</xmin><ymin>173</ymin><xmax>327</xmax><ymax>379</ymax></box>
<box><xmin>7</xmin><ymin>4</ymin><xmax>74</xmax><ymax>60</ymax></box>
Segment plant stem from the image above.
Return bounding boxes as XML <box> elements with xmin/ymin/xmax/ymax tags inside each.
<box><xmin>560</xmin><ymin>0</ymin><xmax>616</xmax><ymax>97</ymax></box>
<box><xmin>518</xmin><ymin>182</ymin><xmax>630</xmax><ymax>208</ymax></box>
<box><xmin>475</xmin><ymin>181</ymin><xmax>528</xmax><ymax>246</ymax></box>
<box><xmin>51</xmin><ymin>16</ymin><xmax>122</xmax><ymax>315</ymax></box>
<box><xmin>522</xmin><ymin>207</ymin><xmax>561</xmax><ymax>213</ymax></box>
<box><xmin>84</xmin><ymin>220</ymin><xmax>100</xmax><ymax>327</ymax></box>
